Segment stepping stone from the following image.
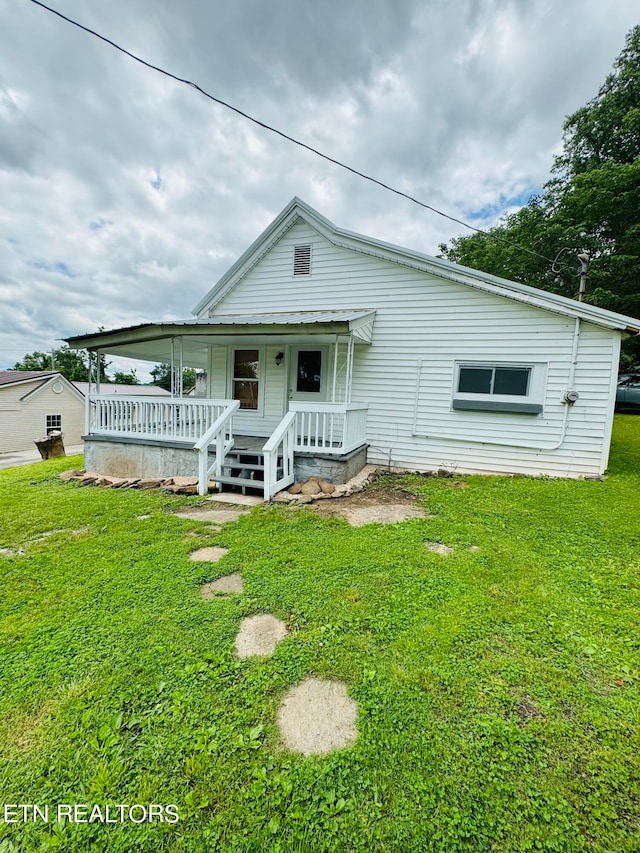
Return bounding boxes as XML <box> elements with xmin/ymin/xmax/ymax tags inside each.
<box><xmin>190</xmin><ymin>546</ymin><xmax>228</xmax><ymax>562</ymax></box>
<box><xmin>235</xmin><ymin>615</ymin><xmax>287</xmax><ymax>658</ymax></box>
<box><xmin>342</xmin><ymin>504</ymin><xmax>427</xmax><ymax>527</ymax></box>
<box><xmin>200</xmin><ymin>573</ymin><xmax>243</xmax><ymax>597</ymax></box>
<box><xmin>173</xmin><ymin>508</ymin><xmax>249</xmax><ymax>524</ymax></box>
<box><xmin>208</xmin><ymin>493</ymin><xmax>263</xmax><ymax>507</ymax></box>
<box><xmin>426</xmin><ymin>541</ymin><xmax>453</xmax><ymax>555</ymax></box>
<box><xmin>277</xmin><ymin>678</ymin><xmax>358</xmax><ymax>756</ymax></box>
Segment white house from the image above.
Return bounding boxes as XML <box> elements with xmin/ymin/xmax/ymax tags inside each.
<box><xmin>66</xmin><ymin>197</ymin><xmax>640</xmax><ymax>496</ymax></box>
<box><xmin>0</xmin><ymin>371</ymin><xmax>86</xmax><ymax>452</ymax></box>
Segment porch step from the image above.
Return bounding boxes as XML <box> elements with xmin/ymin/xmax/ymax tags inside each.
<box><xmin>215</xmin><ymin>446</ymin><xmax>282</xmax><ymax>496</ymax></box>
<box><xmin>215</xmin><ymin>474</ymin><xmax>267</xmax><ymax>489</ymax></box>
<box><xmin>222</xmin><ymin>461</ymin><xmax>266</xmax><ymax>472</ymax></box>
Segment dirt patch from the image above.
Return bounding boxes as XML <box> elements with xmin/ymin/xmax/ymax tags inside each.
<box><xmin>190</xmin><ymin>546</ymin><xmax>229</xmax><ymax>562</ymax></box>
<box><xmin>313</xmin><ymin>486</ymin><xmax>428</xmax><ymax>526</ymax></box>
<box><xmin>235</xmin><ymin>614</ymin><xmax>288</xmax><ymax>658</ymax></box>
<box><xmin>200</xmin><ymin>573</ymin><xmax>243</xmax><ymax>597</ymax></box>
<box><xmin>277</xmin><ymin>678</ymin><xmax>358</xmax><ymax>756</ymax></box>
<box><xmin>512</xmin><ymin>695</ymin><xmax>545</xmax><ymax>727</ymax></box>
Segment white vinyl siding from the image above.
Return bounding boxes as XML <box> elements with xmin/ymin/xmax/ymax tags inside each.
<box><xmin>0</xmin><ymin>380</ymin><xmax>85</xmax><ymax>452</ymax></box>
<box><xmin>208</xmin><ymin>220</ymin><xmax>619</xmax><ymax>477</ymax></box>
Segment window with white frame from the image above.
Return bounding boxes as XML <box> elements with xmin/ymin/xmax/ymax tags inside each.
<box><xmin>452</xmin><ymin>363</ymin><xmax>545</xmax><ymax>414</ymax></box>
<box><xmin>232</xmin><ymin>349</ymin><xmax>260</xmax><ymax>410</ymax></box>
<box><xmin>46</xmin><ymin>414</ymin><xmax>62</xmax><ymax>434</ymax></box>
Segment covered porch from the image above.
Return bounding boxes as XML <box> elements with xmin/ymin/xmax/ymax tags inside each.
<box><xmin>66</xmin><ymin>311</ymin><xmax>374</xmax><ymax>498</ymax></box>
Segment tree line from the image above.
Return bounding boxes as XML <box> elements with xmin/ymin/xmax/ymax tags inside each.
<box><xmin>440</xmin><ymin>26</ymin><xmax>640</xmax><ymax>367</ymax></box>
<box><xmin>11</xmin><ymin>346</ymin><xmax>196</xmax><ymax>391</ymax></box>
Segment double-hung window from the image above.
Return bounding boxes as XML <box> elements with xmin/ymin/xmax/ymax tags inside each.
<box><xmin>452</xmin><ymin>363</ymin><xmax>545</xmax><ymax>414</ymax></box>
<box><xmin>232</xmin><ymin>349</ymin><xmax>260</xmax><ymax>411</ymax></box>
<box><xmin>46</xmin><ymin>414</ymin><xmax>62</xmax><ymax>434</ymax></box>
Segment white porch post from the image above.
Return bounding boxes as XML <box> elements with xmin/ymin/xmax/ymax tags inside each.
<box><xmin>85</xmin><ymin>350</ymin><xmax>93</xmax><ymax>435</ymax></box>
<box><xmin>331</xmin><ymin>336</ymin><xmax>339</xmax><ymax>403</ymax></box>
<box><xmin>345</xmin><ymin>334</ymin><xmax>354</xmax><ymax>404</ymax></box>
<box><xmin>170</xmin><ymin>337</ymin><xmax>184</xmax><ymax>398</ymax></box>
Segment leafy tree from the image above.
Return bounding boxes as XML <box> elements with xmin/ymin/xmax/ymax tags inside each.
<box><xmin>440</xmin><ymin>25</ymin><xmax>640</xmax><ymax>364</ymax></box>
<box><xmin>13</xmin><ymin>346</ymin><xmax>112</xmax><ymax>382</ymax></box>
<box><xmin>150</xmin><ymin>363</ymin><xmax>197</xmax><ymax>392</ymax></box>
<box><xmin>113</xmin><ymin>369</ymin><xmax>139</xmax><ymax>385</ymax></box>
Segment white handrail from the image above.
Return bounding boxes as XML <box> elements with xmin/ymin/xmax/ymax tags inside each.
<box><xmin>193</xmin><ymin>400</ymin><xmax>240</xmax><ymax>496</ymax></box>
<box><xmin>263</xmin><ymin>411</ymin><xmax>296</xmax><ymax>499</ymax></box>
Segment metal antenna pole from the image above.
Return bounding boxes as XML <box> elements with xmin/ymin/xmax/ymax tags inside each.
<box><xmin>577</xmin><ymin>252</ymin><xmax>590</xmax><ymax>302</ymax></box>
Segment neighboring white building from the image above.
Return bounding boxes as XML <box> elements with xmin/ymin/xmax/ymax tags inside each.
<box><xmin>0</xmin><ymin>371</ymin><xmax>85</xmax><ymax>452</ymax></box>
<box><xmin>66</xmin><ymin>198</ymin><xmax>640</xmax><ymax>493</ymax></box>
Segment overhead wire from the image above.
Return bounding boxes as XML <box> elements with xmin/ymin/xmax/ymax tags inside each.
<box><xmin>30</xmin><ymin>0</ymin><xmax>562</xmax><ymax>268</ymax></box>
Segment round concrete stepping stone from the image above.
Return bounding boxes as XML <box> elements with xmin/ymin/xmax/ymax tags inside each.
<box><xmin>235</xmin><ymin>615</ymin><xmax>287</xmax><ymax>658</ymax></box>
<box><xmin>200</xmin><ymin>573</ymin><xmax>244</xmax><ymax>598</ymax></box>
<box><xmin>277</xmin><ymin>678</ymin><xmax>358</xmax><ymax>756</ymax></box>
<box><xmin>190</xmin><ymin>546</ymin><xmax>229</xmax><ymax>562</ymax></box>
<box><xmin>426</xmin><ymin>541</ymin><xmax>453</xmax><ymax>555</ymax></box>
<box><xmin>342</xmin><ymin>504</ymin><xmax>427</xmax><ymax>527</ymax></box>
<box><xmin>174</xmin><ymin>508</ymin><xmax>249</xmax><ymax>524</ymax></box>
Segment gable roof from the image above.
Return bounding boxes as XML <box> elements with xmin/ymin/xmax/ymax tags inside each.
<box><xmin>193</xmin><ymin>197</ymin><xmax>640</xmax><ymax>334</ymax></box>
<box><xmin>0</xmin><ymin>370</ymin><xmax>58</xmax><ymax>388</ymax></box>
<box><xmin>19</xmin><ymin>372</ymin><xmax>85</xmax><ymax>405</ymax></box>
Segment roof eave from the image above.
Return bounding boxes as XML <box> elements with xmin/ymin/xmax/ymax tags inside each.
<box><xmin>195</xmin><ymin>196</ymin><xmax>640</xmax><ymax>333</ymax></box>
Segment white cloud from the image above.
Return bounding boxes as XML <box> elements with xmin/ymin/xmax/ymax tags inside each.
<box><xmin>0</xmin><ymin>0</ymin><xmax>638</xmax><ymax>374</ymax></box>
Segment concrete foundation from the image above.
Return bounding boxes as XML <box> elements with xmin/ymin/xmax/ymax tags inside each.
<box><xmin>84</xmin><ymin>436</ymin><xmax>200</xmax><ymax>479</ymax></box>
<box><xmin>293</xmin><ymin>445</ymin><xmax>368</xmax><ymax>484</ymax></box>
<box><xmin>83</xmin><ymin>436</ymin><xmax>368</xmax><ymax>488</ymax></box>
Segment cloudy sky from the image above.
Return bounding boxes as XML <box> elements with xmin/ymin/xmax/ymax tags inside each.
<box><xmin>1</xmin><ymin>0</ymin><xmax>638</xmax><ymax>378</ymax></box>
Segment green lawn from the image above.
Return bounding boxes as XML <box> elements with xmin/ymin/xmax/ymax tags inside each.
<box><xmin>1</xmin><ymin>417</ymin><xmax>639</xmax><ymax>852</ymax></box>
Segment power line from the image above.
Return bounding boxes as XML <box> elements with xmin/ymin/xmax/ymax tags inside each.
<box><xmin>30</xmin><ymin>0</ymin><xmax>560</xmax><ymax>267</ymax></box>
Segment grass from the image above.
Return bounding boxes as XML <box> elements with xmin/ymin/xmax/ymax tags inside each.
<box><xmin>0</xmin><ymin>417</ymin><xmax>639</xmax><ymax>852</ymax></box>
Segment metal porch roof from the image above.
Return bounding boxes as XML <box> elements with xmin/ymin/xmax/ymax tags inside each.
<box><xmin>64</xmin><ymin>310</ymin><xmax>376</xmax><ymax>365</ymax></box>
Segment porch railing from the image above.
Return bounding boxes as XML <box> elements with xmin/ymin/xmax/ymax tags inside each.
<box><xmin>193</xmin><ymin>400</ymin><xmax>240</xmax><ymax>495</ymax></box>
<box><xmin>262</xmin><ymin>411</ymin><xmax>296</xmax><ymax>499</ymax></box>
<box><xmin>89</xmin><ymin>395</ymin><xmax>236</xmax><ymax>444</ymax></box>
<box><xmin>289</xmin><ymin>402</ymin><xmax>368</xmax><ymax>455</ymax></box>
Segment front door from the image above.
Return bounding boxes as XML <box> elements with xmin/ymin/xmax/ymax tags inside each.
<box><xmin>289</xmin><ymin>347</ymin><xmax>329</xmax><ymax>402</ymax></box>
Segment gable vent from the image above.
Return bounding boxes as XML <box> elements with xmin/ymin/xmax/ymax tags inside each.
<box><xmin>293</xmin><ymin>244</ymin><xmax>312</xmax><ymax>276</ymax></box>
